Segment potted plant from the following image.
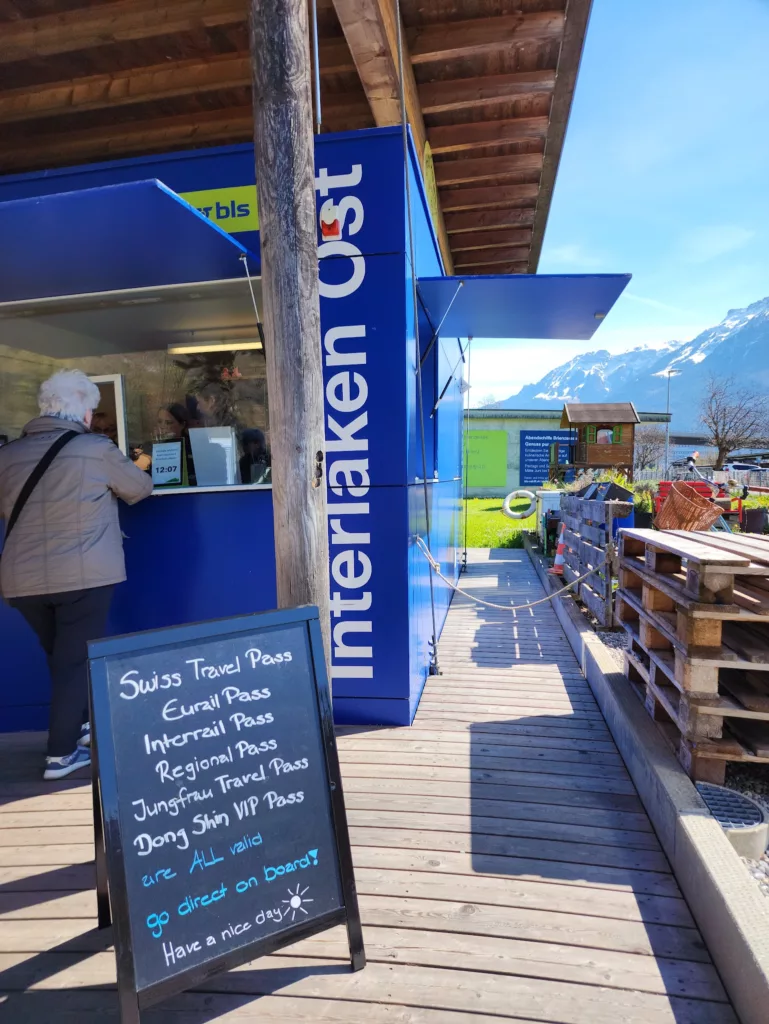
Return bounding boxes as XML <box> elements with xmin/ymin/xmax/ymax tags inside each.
<box><xmin>633</xmin><ymin>483</ymin><xmax>654</xmax><ymax>528</ymax></box>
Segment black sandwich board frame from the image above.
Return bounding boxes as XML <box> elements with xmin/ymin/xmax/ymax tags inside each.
<box><xmin>88</xmin><ymin>606</ymin><xmax>365</xmax><ymax>1024</ymax></box>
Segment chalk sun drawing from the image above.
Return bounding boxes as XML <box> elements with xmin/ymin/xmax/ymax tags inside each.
<box><xmin>283</xmin><ymin>885</ymin><xmax>313</xmax><ymax>921</ymax></box>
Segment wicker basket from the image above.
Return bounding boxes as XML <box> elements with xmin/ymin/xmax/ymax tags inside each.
<box><xmin>655</xmin><ymin>481</ymin><xmax>723</xmax><ymax>532</ymax></box>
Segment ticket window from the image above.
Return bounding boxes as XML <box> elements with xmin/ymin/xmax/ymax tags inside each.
<box><xmin>0</xmin><ymin>341</ymin><xmax>271</xmax><ymax>491</ymax></box>
<box><xmin>84</xmin><ymin>343</ymin><xmax>272</xmax><ymax>491</ymax></box>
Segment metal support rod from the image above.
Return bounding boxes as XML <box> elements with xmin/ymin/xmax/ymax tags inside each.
<box><xmin>240</xmin><ymin>252</ymin><xmax>266</xmax><ymax>346</ymax></box>
<box><xmin>310</xmin><ymin>0</ymin><xmax>322</xmax><ymax>133</ymax></box>
<box><xmin>395</xmin><ymin>0</ymin><xmax>440</xmax><ymax>676</ymax></box>
<box><xmin>664</xmin><ymin>370</ymin><xmax>671</xmax><ymax>476</ymax></box>
<box><xmin>419</xmin><ymin>280</ymin><xmax>464</xmax><ymax>368</ymax></box>
<box><xmin>462</xmin><ymin>340</ymin><xmax>471</xmax><ymax>571</ymax></box>
<box><xmin>430</xmin><ymin>340</ymin><xmax>470</xmax><ymax>418</ymax></box>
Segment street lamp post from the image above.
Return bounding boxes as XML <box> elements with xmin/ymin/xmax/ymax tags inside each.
<box><xmin>664</xmin><ymin>370</ymin><xmax>677</xmax><ymax>477</ymax></box>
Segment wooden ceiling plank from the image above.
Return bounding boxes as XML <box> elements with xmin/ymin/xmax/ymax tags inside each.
<box><xmin>433</xmin><ymin>152</ymin><xmax>543</xmax><ymax>186</ymax></box>
<box><xmin>320</xmin><ymin>38</ymin><xmax>360</xmax><ymax>76</ymax></box>
<box><xmin>0</xmin><ymin>106</ymin><xmax>256</xmax><ymax>172</ymax></box>
<box><xmin>454</xmin><ymin>260</ymin><xmax>529</xmax><ymax>274</ymax></box>
<box><xmin>420</xmin><ymin>70</ymin><xmax>555</xmax><ymax>115</ymax></box>
<box><xmin>445</xmin><ymin>207</ymin><xmax>536</xmax><ymax>234</ymax></box>
<box><xmin>0</xmin><ymin>53</ymin><xmax>250</xmax><ymax>122</ymax></box>
<box><xmin>0</xmin><ymin>0</ymin><xmax>248</xmax><ymax>64</ymax></box>
<box><xmin>439</xmin><ymin>183</ymin><xmax>538</xmax><ymax>212</ymax></box>
<box><xmin>451</xmin><ymin>228</ymin><xmax>533</xmax><ymax>252</ymax></box>
<box><xmin>0</xmin><ymin>43</ymin><xmax>357</xmax><ymax>122</ymax></box>
<box><xmin>410</xmin><ymin>11</ymin><xmax>565</xmax><ymax>65</ymax></box>
<box><xmin>453</xmin><ymin>246</ymin><xmax>530</xmax><ymax>266</ymax></box>
<box><xmin>331</xmin><ymin>0</ymin><xmax>453</xmax><ymax>273</ymax></box>
<box><xmin>430</xmin><ymin>116</ymin><xmax>548</xmax><ymax>154</ymax></box>
<box><xmin>528</xmin><ymin>0</ymin><xmax>593</xmax><ymax>272</ymax></box>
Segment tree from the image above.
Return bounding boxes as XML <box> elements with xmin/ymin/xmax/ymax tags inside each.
<box><xmin>477</xmin><ymin>393</ymin><xmax>498</xmax><ymax>408</ymax></box>
<box><xmin>700</xmin><ymin>375</ymin><xmax>769</xmax><ymax>469</ymax></box>
<box><xmin>634</xmin><ymin>424</ymin><xmax>666</xmax><ymax>471</ymax></box>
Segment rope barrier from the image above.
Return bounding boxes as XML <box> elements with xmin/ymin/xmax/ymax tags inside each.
<box><xmin>414</xmin><ymin>535</ymin><xmax>611</xmax><ymax>613</ymax></box>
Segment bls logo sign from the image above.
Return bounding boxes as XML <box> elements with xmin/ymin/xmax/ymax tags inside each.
<box><xmin>178</xmin><ymin>185</ymin><xmax>259</xmax><ymax>233</ymax></box>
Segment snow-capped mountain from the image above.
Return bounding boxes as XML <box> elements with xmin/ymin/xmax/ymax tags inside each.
<box><xmin>494</xmin><ymin>297</ymin><xmax>769</xmax><ymax>428</ymax></box>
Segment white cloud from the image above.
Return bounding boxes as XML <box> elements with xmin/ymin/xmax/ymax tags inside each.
<box><xmin>677</xmin><ymin>225</ymin><xmax>755</xmax><ymax>264</ymax></box>
<box><xmin>544</xmin><ymin>243</ymin><xmax>605</xmax><ymax>269</ymax></box>
<box><xmin>622</xmin><ymin>291</ymin><xmax>688</xmax><ymax>315</ymax></box>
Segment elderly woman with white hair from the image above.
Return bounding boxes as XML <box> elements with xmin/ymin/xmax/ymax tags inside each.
<box><xmin>0</xmin><ymin>370</ymin><xmax>152</xmax><ymax>779</ymax></box>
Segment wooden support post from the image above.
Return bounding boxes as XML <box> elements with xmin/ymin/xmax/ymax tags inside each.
<box><xmin>249</xmin><ymin>0</ymin><xmax>331</xmax><ymax>658</ymax></box>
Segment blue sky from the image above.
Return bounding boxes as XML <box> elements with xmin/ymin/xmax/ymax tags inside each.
<box><xmin>472</xmin><ymin>0</ymin><xmax>769</xmax><ymax>402</ymax></box>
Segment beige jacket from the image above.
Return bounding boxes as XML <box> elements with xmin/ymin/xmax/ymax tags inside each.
<box><xmin>0</xmin><ymin>417</ymin><xmax>153</xmax><ymax>598</ymax></box>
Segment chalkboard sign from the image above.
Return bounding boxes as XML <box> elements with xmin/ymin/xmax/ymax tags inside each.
<box><xmin>88</xmin><ymin>607</ymin><xmax>364</xmax><ymax>1023</ymax></box>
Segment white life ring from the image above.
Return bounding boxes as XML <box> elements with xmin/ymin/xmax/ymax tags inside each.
<box><xmin>502</xmin><ymin>489</ymin><xmax>536</xmax><ymax>520</ymax></box>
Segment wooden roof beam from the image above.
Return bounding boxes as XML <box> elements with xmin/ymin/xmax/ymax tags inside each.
<box><xmin>0</xmin><ymin>46</ymin><xmax>356</xmax><ymax>123</ymax></box>
<box><xmin>430</xmin><ymin>117</ymin><xmax>548</xmax><ymax>155</ymax></box>
<box><xmin>410</xmin><ymin>11</ymin><xmax>565</xmax><ymax>65</ymax></box>
<box><xmin>0</xmin><ymin>97</ymin><xmax>372</xmax><ymax>171</ymax></box>
<box><xmin>0</xmin><ymin>106</ymin><xmax>256</xmax><ymax>172</ymax></box>
<box><xmin>451</xmin><ymin>228</ymin><xmax>533</xmax><ymax>252</ymax></box>
<box><xmin>0</xmin><ymin>53</ymin><xmax>250</xmax><ymax>122</ymax></box>
<box><xmin>454</xmin><ymin>260</ymin><xmax>528</xmax><ymax>275</ymax></box>
<box><xmin>420</xmin><ymin>70</ymin><xmax>555</xmax><ymax>115</ymax></box>
<box><xmin>433</xmin><ymin>153</ymin><xmax>543</xmax><ymax>187</ymax></box>
<box><xmin>528</xmin><ymin>0</ymin><xmax>593</xmax><ymax>272</ymax></box>
<box><xmin>0</xmin><ymin>0</ymin><xmax>247</xmax><ymax>64</ymax></box>
<box><xmin>439</xmin><ymin>183</ymin><xmax>538</xmax><ymax>212</ymax></box>
<box><xmin>453</xmin><ymin>247</ymin><xmax>530</xmax><ymax>267</ymax></box>
<box><xmin>445</xmin><ymin>208</ymin><xmax>535</xmax><ymax>234</ymax></box>
<box><xmin>331</xmin><ymin>0</ymin><xmax>453</xmax><ymax>273</ymax></box>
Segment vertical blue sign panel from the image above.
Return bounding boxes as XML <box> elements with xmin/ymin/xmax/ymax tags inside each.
<box><xmin>315</xmin><ymin>134</ymin><xmax>413</xmax><ymax>721</ymax></box>
<box><xmin>520</xmin><ymin>430</ymin><xmax>572</xmax><ymax>487</ymax></box>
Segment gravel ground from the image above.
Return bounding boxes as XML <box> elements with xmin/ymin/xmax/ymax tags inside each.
<box><xmin>724</xmin><ymin>764</ymin><xmax>769</xmax><ymax>896</ymax></box>
<box><xmin>594</xmin><ymin>627</ymin><xmax>628</xmax><ymax>668</ymax></box>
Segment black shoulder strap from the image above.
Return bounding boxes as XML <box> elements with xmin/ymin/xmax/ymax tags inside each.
<box><xmin>4</xmin><ymin>430</ymin><xmax>80</xmax><ymax>544</ymax></box>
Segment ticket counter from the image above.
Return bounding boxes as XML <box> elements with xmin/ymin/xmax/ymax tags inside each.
<box><xmin>0</xmin><ymin>127</ymin><xmax>629</xmax><ymax>732</ymax></box>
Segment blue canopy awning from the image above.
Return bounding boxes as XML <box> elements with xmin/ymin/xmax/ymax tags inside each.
<box><xmin>0</xmin><ymin>180</ymin><xmax>255</xmax><ymax>305</ymax></box>
<box><xmin>417</xmin><ymin>273</ymin><xmax>631</xmax><ymax>340</ymax></box>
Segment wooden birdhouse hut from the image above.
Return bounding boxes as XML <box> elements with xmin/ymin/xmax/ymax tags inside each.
<box><xmin>552</xmin><ymin>402</ymin><xmax>640</xmax><ymax>482</ymax></box>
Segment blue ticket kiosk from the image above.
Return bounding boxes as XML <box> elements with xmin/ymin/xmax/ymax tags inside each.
<box><xmin>0</xmin><ymin>126</ymin><xmax>629</xmax><ymax>731</ymax></box>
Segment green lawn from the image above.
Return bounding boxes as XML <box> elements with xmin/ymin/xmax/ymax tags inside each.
<box><xmin>463</xmin><ymin>497</ymin><xmax>536</xmax><ymax>549</ymax></box>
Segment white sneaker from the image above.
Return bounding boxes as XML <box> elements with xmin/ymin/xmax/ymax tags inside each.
<box><xmin>78</xmin><ymin>722</ymin><xmax>91</xmax><ymax>748</ymax></box>
<box><xmin>44</xmin><ymin>746</ymin><xmax>91</xmax><ymax>780</ymax></box>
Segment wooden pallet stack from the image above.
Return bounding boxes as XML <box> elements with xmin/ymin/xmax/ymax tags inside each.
<box><xmin>559</xmin><ymin>495</ymin><xmax>632</xmax><ymax>626</ymax></box>
<box><xmin>616</xmin><ymin>527</ymin><xmax>769</xmax><ymax>783</ymax></box>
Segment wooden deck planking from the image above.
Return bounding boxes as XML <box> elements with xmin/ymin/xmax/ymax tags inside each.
<box><xmin>0</xmin><ymin>549</ymin><xmax>735</xmax><ymax>1022</ymax></box>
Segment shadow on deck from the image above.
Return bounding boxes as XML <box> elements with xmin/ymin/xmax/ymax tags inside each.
<box><xmin>0</xmin><ymin>549</ymin><xmax>736</xmax><ymax>1023</ymax></box>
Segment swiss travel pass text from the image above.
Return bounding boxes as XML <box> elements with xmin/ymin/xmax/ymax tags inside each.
<box><xmin>119</xmin><ymin>644</ymin><xmax>308</xmax><ymax>841</ymax></box>
<box><xmin>118</xmin><ymin>636</ymin><xmax>326</xmax><ymax>964</ymax></box>
<box><xmin>316</xmin><ymin>161</ymin><xmax>374</xmax><ymax>687</ymax></box>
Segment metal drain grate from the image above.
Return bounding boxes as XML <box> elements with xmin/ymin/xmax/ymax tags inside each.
<box><xmin>696</xmin><ymin>783</ymin><xmax>765</xmax><ymax>830</ymax></box>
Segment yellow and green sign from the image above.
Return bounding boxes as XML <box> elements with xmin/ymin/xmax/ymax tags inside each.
<box><xmin>465</xmin><ymin>430</ymin><xmax>508</xmax><ymax>488</ymax></box>
<box><xmin>179</xmin><ymin>185</ymin><xmax>259</xmax><ymax>233</ymax></box>
<box><xmin>422</xmin><ymin>142</ymin><xmax>441</xmax><ymax>235</ymax></box>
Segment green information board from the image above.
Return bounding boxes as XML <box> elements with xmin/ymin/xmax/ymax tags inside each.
<box><xmin>465</xmin><ymin>430</ymin><xmax>508</xmax><ymax>488</ymax></box>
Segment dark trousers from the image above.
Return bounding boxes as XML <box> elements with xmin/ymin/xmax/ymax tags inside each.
<box><xmin>10</xmin><ymin>586</ymin><xmax>114</xmax><ymax>757</ymax></box>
